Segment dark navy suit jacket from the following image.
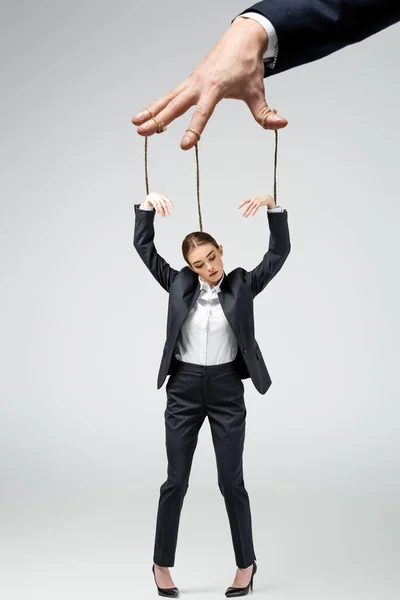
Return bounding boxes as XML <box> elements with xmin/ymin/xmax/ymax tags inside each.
<box><xmin>239</xmin><ymin>0</ymin><xmax>400</xmax><ymax>77</ymax></box>
<box><xmin>133</xmin><ymin>205</ymin><xmax>291</xmax><ymax>395</ymax></box>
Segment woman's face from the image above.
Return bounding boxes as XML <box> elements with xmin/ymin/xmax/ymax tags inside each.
<box><xmin>187</xmin><ymin>243</ymin><xmax>224</xmax><ymax>287</ymax></box>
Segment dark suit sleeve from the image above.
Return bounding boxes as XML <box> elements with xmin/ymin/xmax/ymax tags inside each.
<box><xmin>244</xmin><ymin>210</ymin><xmax>291</xmax><ymax>298</ymax></box>
<box><xmin>133</xmin><ymin>204</ymin><xmax>179</xmax><ymax>292</ymax></box>
<box><xmin>238</xmin><ymin>1</ymin><xmax>400</xmax><ymax>76</ymax></box>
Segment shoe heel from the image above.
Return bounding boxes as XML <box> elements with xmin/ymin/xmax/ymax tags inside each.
<box><xmin>152</xmin><ymin>564</ymin><xmax>179</xmax><ymax>598</ymax></box>
<box><xmin>250</xmin><ymin>559</ymin><xmax>257</xmax><ymax>592</ymax></box>
<box><xmin>225</xmin><ymin>560</ymin><xmax>257</xmax><ymax>597</ymax></box>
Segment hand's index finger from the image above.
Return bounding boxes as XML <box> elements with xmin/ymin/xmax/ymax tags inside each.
<box><xmin>238</xmin><ymin>199</ymin><xmax>250</xmax><ymax>208</ymax></box>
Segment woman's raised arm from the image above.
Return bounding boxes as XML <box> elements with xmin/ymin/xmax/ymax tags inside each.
<box><xmin>133</xmin><ymin>193</ymin><xmax>179</xmax><ymax>293</ymax></box>
<box><xmin>239</xmin><ymin>194</ymin><xmax>291</xmax><ymax>297</ymax></box>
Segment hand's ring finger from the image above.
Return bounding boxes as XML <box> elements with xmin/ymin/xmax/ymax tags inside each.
<box><xmin>250</xmin><ymin>204</ymin><xmax>259</xmax><ymax>216</ymax></box>
<box><xmin>161</xmin><ymin>200</ymin><xmax>170</xmax><ymax>216</ymax></box>
<box><xmin>153</xmin><ymin>199</ymin><xmax>164</xmax><ymax>215</ymax></box>
<box><xmin>151</xmin><ymin>117</ymin><xmax>168</xmax><ymax>134</ymax></box>
<box><xmin>132</xmin><ymin>79</ymin><xmax>189</xmax><ymax>125</ymax></box>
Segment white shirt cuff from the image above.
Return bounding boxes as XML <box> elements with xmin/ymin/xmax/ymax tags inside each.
<box><xmin>139</xmin><ymin>203</ymin><xmax>154</xmax><ymax>211</ymax></box>
<box><xmin>234</xmin><ymin>12</ymin><xmax>278</xmax><ymax>67</ymax></box>
<box><xmin>267</xmin><ymin>206</ymin><xmax>284</xmax><ymax>212</ymax></box>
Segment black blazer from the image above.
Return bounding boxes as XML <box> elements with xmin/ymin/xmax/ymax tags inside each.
<box><xmin>133</xmin><ymin>205</ymin><xmax>291</xmax><ymax>394</ymax></box>
<box><xmin>239</xmin><ymin>1</ymin><xmax>400</xmax><ymax>77</ymax></box>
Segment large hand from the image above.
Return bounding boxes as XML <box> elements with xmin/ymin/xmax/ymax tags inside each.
<box><xmin>131</xmin><ymin>17</ymin><xmax>288</xmax><ymax>150</ymax></box>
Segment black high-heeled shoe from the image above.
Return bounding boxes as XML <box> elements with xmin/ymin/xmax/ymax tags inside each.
<box><xmin>225</xmin><ymin>560</ymin><xmax>257</xmax><ymax>597</ymax></box>
<box><xmin>152</xmin><ymin>564</ymin><xmax>179</xmax><ymax>597</ymax></box>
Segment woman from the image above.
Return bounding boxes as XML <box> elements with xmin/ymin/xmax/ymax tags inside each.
<box><xmin>133</xmin><ymin>191</ymin><xmax>291</xmax><ymax>597</ymax></box>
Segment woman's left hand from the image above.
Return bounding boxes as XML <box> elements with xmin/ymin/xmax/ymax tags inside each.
<box><xmin>238</xmin><ymin>194</ymin><xmax>275</xmax><ymax>217</ymax></box>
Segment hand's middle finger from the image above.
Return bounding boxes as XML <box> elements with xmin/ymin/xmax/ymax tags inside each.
<box><xmin>242</xmin><ymin>199</ymin><xmax>254</xmax><ymax>217</ymax></box>
<box><xmin>243</xmin><ymin>201</ymin><xmax>255</xmax><ymax>217</ymax></box>
<box><xmin>181</xmin><ymin>90</ymin><xmax>221</xmax><ymax>149</ymax></box>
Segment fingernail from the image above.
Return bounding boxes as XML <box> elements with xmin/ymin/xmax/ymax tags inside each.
<box><xmin>182</xmin><ymin>135</ymin><xmax>191</xmax><ymax>146</ymax></box>
<box><xmin>135</xmin><ymin>111</ymin><xmax>144</xmax><ymax>120</ymax></box>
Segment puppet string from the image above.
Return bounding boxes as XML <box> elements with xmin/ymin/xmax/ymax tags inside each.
<box><xmin>144</xmin><ymin>131</ymin><xmax>279</xmax><ymax>232</ymax></box>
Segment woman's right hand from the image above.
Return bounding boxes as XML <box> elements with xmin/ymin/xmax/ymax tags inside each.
<box><xmin>144</xmin><ymin>192</ymin><xmax>174</xmax><ymax>217</ymax></box>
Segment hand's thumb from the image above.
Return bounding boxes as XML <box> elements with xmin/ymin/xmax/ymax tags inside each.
<box><xmin>246</xmin><ymin>93</ymin><xmax>288</xmax><ymax>130</ymax></box>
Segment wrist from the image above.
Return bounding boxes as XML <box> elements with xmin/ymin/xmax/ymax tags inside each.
<box><xmin>232</xmin><ymin>16</ymin><xmax>268</xmax><ymax>56</ymax></box>
<box><xmin>262</xmin><ymin>194</ymin><xmax>276</xmax><ymax>209</ymax></box>
<box><xmin>142</xmin><ymin>200</ymin><xmax>153</xmax><ymax>209</ymax></box>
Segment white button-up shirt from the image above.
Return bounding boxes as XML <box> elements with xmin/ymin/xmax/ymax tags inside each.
<box><xmin>173</xmin><ymin>272</ymin><xmax>238</xmax><ymax>365</ymax></box>
<box><xmin>138</xmin><ymin>203</ymin><xmax>284</xmax><ymax>365</ymax></box>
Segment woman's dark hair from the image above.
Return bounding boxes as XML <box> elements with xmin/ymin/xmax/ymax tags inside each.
<box><xmin>182</xmin><ymin>231</ymin><xmax>219</xmax><ymax>266</ymax></box>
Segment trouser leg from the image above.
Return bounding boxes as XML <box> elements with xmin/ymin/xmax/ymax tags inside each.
<box><xmin>153</xmin><ymin>369</ymin><xmax>205</xmax><ymax>567</ymax></box>
<box><xmin>206</xmin><ymin>368</ymin><xmax>256</xmax><ymax>568</ymax></box>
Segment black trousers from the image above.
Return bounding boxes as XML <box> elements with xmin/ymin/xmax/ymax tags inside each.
<box><xmin>153</xmin><ymin>359</ymin><xmax>256</xmax><ymax>569</ymax></box>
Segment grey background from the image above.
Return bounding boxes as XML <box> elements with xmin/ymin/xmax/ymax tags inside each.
<box><xmin>0</xmin><ymin>1</ymin><xmax>399</xmax><ymax>599</ymax></box>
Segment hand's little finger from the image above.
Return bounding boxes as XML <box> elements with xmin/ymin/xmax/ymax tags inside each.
<box><xmin>132</xmin><ymin>80</ymin><xmax>188</xmax><ymax>125</ymax></box>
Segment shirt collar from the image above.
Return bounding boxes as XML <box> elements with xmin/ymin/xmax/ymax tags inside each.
<box><xmin>199</xmin><ymin>271</ymin><xmax>224</xmax><ymax>293</ymax></box>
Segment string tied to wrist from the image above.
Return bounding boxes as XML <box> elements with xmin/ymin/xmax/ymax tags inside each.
<box><xmin>143</xmin><ymin>117</ymin><xmax>279</xmax><ymax>231</ymax></box>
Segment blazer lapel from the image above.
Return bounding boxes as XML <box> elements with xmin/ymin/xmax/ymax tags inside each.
<box><xmin>168</xmin><ymin>270</ymin><xmax>201</xmax><ymax>341</ymax></box>
<box><xmin>217</xmin><ymin>272</ymin><xmax>240</xmax><ymax>339</ymax></box>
